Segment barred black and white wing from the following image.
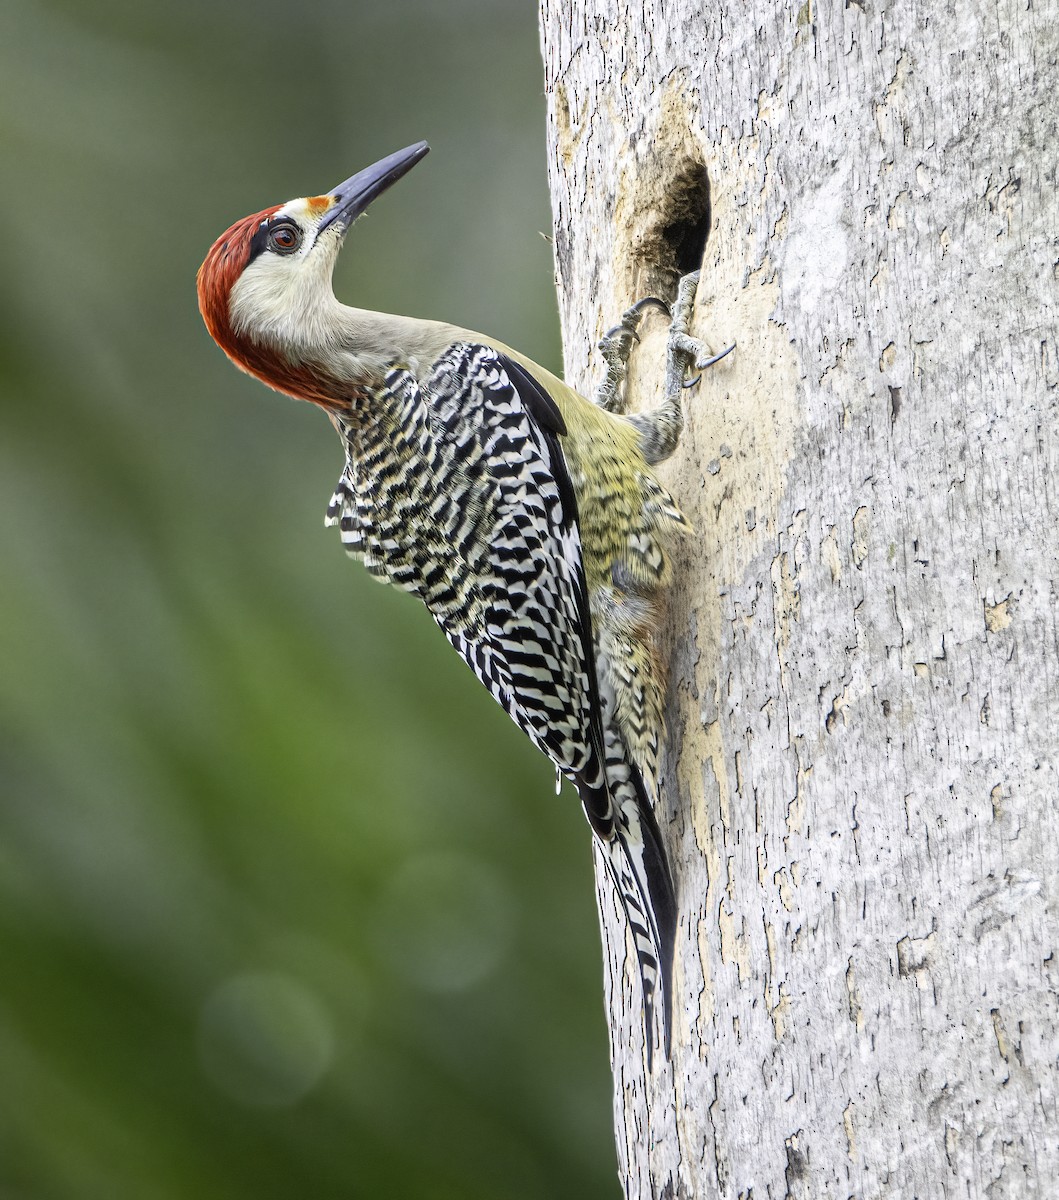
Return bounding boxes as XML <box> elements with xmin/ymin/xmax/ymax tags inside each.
<box><xmin>326</xmin><ymin>342</ymin><xmax>675</xmax><ymax>1063</ymax></box>
<box><xmin>327</xmin><ymin>343</ymin><xmax>600</xmax><ymax>779</ymax></box>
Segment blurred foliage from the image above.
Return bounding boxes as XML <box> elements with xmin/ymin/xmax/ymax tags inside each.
<box><xmin>0</xmin><ymin>0</ymin><xmax>618</xmax><ymax>1195</ymax></box>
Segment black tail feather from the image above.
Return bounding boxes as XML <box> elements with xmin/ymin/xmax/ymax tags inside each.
<box><xmin>579</xmin><ymin>756</ymin><xmax>677</xmax><ymax>1069</ymax></box>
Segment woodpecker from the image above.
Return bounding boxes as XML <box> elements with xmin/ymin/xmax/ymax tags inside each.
<box><xmin>197</xmin><ymin>142</ymin><xmax>731</xmax><ymax>1066</ymax></box>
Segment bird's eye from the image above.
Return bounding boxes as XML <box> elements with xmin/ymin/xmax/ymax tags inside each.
<box><xmin>268</xmin><ymin>222</ymin><xmax>302</xmax><ymax>254</ymax></box>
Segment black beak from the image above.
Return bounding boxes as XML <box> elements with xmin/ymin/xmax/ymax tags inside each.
<box><xmin>317</xmin><ymin>142</ymin><xmax>430</xmax><ymax>235</ymax></box>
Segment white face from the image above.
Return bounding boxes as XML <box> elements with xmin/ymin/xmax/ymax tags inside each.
<box><xmin>228</xmin><ymin>196</ymin><xmax>348</xmax><ymax>352</ymax></box>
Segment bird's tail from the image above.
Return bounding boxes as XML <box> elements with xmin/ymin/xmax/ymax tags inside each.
<box><xmin>578</xmin><ymin>730</ymin><xmax>677</xmax><ymax>1069</ymax></box>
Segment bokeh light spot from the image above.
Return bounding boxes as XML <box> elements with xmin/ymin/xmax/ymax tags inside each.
<box><xmin>372</xmin><ymin>852</ymin><xmax>515</xmax><ymax>993</ymax></box>
<box><xmin>197</xmin><ymin>972</ymin><xmax>335</xmax><ymax>1108</ymax></box>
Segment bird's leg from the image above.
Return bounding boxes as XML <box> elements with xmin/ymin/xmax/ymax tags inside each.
<box><xmin>594</xmin><ymin>296</ymin><xmax>671</xmax><ymax>413</ymax></box>
<box><xmin>630</xmin><ymin>270</ymin><xmax>735</xmax><ymax>466</ymax></box>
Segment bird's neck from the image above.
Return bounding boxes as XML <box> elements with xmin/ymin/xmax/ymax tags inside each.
<box><xmin>224</xmin><ymin>290</ymin><xmax>468</xmax><ymax>414</ymax></box>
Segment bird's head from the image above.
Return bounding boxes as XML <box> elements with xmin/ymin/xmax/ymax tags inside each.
<box><xmin>197</xmin><ymin>141</ymin><xmax>429</xmax><ymax>407</ymax></box>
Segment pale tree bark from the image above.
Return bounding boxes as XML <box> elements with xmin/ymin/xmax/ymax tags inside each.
<box><xmin>539</xmin><ymin>1</ymin><xmax>1059</xmax><ymax>1196</ymax></box>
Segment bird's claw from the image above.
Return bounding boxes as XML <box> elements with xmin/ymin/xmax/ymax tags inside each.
<box><xmin>699</xmin><ymin>342</ymin><xmax>736</xmax><ymax>369</ymax></box>
<box><xmin>623</xmin><ymin>295</ymin><xmax>672</xmax><ymax>325</ymax></box>
<box><xmin>600</xmin><ymin>296</ymin><xmax>670</xmax><ymax>348</ymax></box>
<box><xmin>599</xmin><ymin>328</ymin><xmax>638</xmax><ymax>351</ymax></box>
<box><xmin>681</xmin><ymin>342</ymin><xmax>736</xmax><ymax>388</ymax></box>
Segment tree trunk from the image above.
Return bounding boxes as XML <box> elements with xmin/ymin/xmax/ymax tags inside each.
<box><xmin>539</xmin><ymin>1</ymin><xmax>1059</xmax><ymax>1196</ymax></box>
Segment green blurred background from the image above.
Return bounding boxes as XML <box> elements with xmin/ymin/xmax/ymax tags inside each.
<box><xmin>0</xmin><ymin>0</ymin><xmax>618</xmax><ymax>1195</ymax></box>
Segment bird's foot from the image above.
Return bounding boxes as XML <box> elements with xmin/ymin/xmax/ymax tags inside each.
<box><xmin>666</xmin><ymin>270</ymin><xmax>735</xmax><ymax>392</ymax></box>
<box><xmin>594</xmin><ymin>295</ymin><xmax>671</xmax><ymax>413</ymax></box>
<box><xmin>627</xmin><ymin>270</ymin><xmax>735</xmax><ymax>466</ymax></box>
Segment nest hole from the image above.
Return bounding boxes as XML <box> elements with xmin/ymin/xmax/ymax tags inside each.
<box><xmin>633</xmin><ymin>159</ymin><xmax>712</xmax><ymax>300</ymax></box>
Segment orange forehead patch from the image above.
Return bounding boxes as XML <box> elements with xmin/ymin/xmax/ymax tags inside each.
<box><xmin>306</xmin><ymin>195</ymin><xmax>333</xmax><ymax>216</ymax></box>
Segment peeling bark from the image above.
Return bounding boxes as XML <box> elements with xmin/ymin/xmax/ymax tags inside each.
<box><xmin>539</xmin><ymin>1</ymin><xmax>1059</xmax><ymax>1196</ymax></box>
